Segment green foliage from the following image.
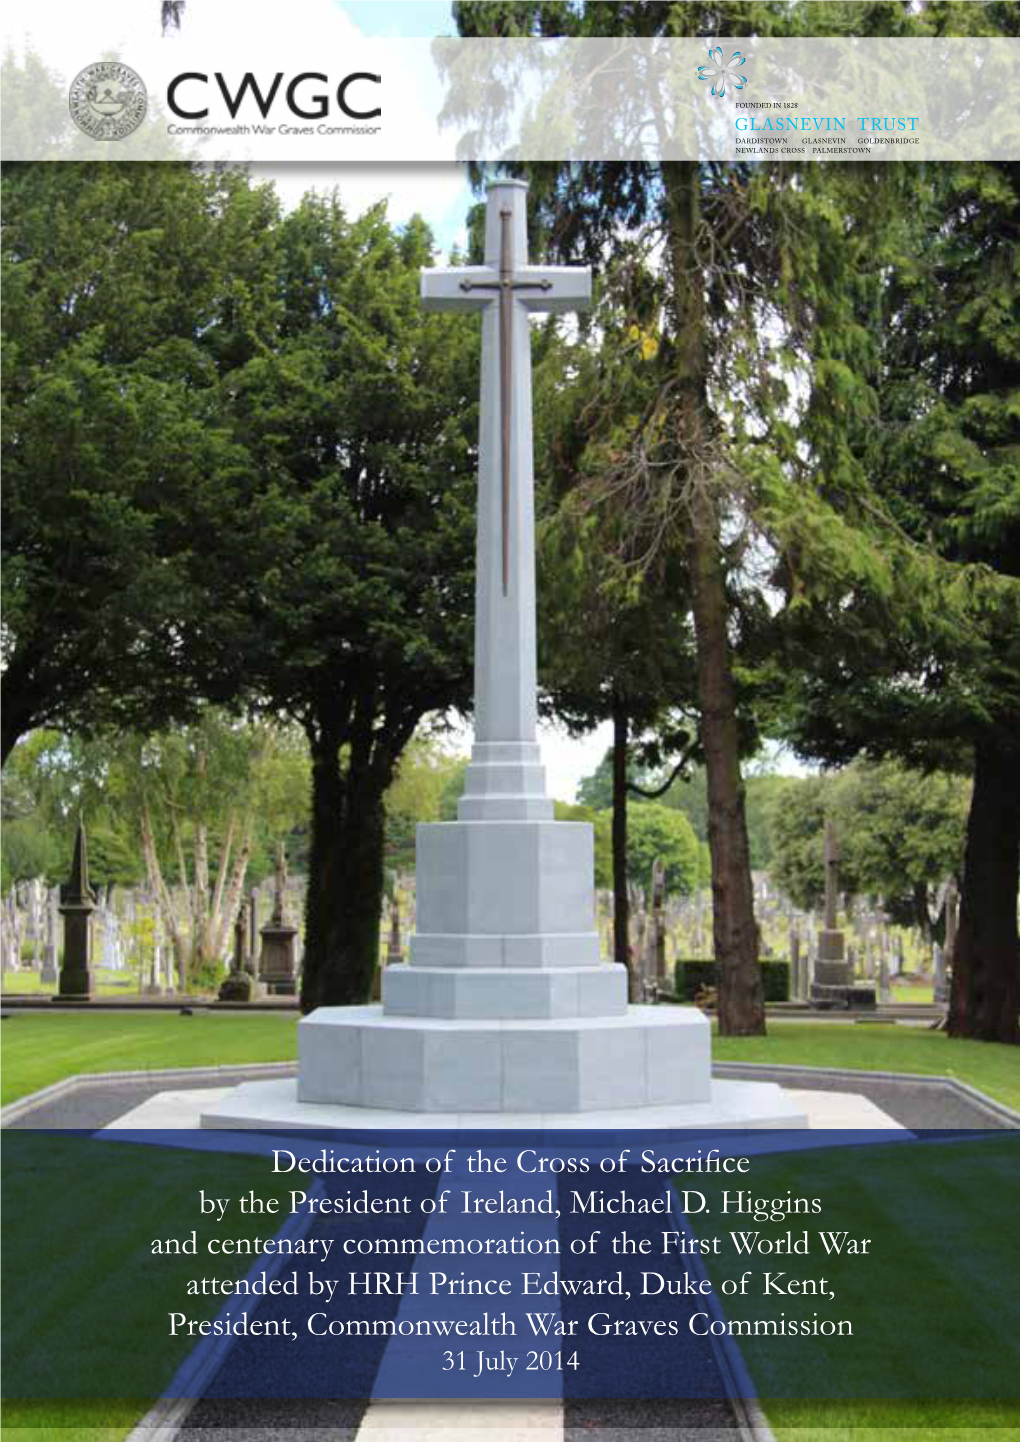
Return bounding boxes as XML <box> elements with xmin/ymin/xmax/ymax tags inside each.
<box><xmin>578</xmin><ymin>751</ymin><xmax>787</xmax><ymax>876</ymax></box>
<box><xmin>1</xmin><ymin>161</ymin><xmax>277</xmax><ymax>759</ymax></box>
<box><xmin>674</xmin><ymin>959</ymin><xmax>790</xmax><ymax>1003</ymax></box>
<box><xmin>384</xmin><ymin>738</ymin><xmax>471</xmax><ymax>871</ymax></box>
<box><xmin>766</xmin><ymin>760</ymin><xmax>970</xmax><ymax>918</ymax></box>
<box><xmin>594</xmin><ymin>802</ymin><xmax>701</xmax><ymax>895</ymax></box>
<box><xmin>211</xmin><ymin>195</ymin><xmax>480</xmax><ymax>1007</ymax></box>
<box><xmin>767</xmin><ymin>160</ymin><xmax>1020</xmax><ymax>772</ymax></box>
<box><xmin>576</xmin><ymin>750</ymin><xmax>615</xmax><ymax>811</ymax></box>
<box><xmin>2</xmin><ymin>155</ymin><xmax>481</xmax><ymax>1002</ymax></box>
<box><xmin>534</xmin><ymin>267</ymin><xmax>699</xmax><ymax>753</ymax></box>
<box><xmin>0</xmin><ymin>815</ymin><xmax>62</xmax><ymax>892</ymax></box>
<box><xmin>554</xmin><ymin>801</ymin><xmax>612</xmax><ymax>887</ymax></box>
<box><xmin>438</xmin><ymin>757</ymin><xmax>471</xmax><ymax>820</ymax></box>
<box><xmin>576</xmin><ymin>747</ymin><xmax>660</xmax><ymax>811</ymax></box>
<box><xmin>767</xmin><ymin>775</ymin><xmax>827</xmax><ymax>912</ymax></box>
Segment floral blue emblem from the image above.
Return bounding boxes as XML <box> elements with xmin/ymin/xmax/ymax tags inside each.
<box><xmin>698</xmin><ymin>45</ymin><xmax>748</xmax><ymax>97</ymax></box>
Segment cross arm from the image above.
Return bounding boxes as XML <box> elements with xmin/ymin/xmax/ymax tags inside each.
<box><xmin>421</xmin><ymin>266</ymin><xmax>498</xmax><ymax>312</ymax></box>
<box><xmin>518</xmin><ymin>265</ymin><xmax>592</xmax><ymax>315</ymax></box>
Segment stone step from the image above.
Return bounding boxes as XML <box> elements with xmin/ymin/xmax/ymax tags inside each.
<box><xmin>298</xmin><ymin>1005</ymin><xmax>711</xmax><ymax>1113</ymax></box>
<box><xmin>383</xmin><ymin>963</ymin><xmax>627</xmax><ymax>1020</ymax></box>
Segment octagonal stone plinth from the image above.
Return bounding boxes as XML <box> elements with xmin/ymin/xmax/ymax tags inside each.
<box><xmin>383</xmin><ymin>963</ymin><xmax>627</xmax><ymax>1020</ymax></box>
<box><xmin>297</xmin><ymin>1005</ymin><xmax>710</xmax><ymax>1114</ymax></box>
<box><xmin>412</xmin><ymin>820</ymin><xmax>599</xmax><ymax>968</ymax></box>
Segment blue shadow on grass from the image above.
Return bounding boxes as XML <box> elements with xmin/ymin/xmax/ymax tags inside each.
<box><xmin>2</xmin><ymin>1127</ymin><xmax>1016</xmax><ymax>1403</ymax></box>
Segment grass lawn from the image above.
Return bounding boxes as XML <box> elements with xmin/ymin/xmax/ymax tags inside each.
<box><xmin>713</xmin><ymin>1021</ymin><xmax>1020</xmax><ymax>1113</ymax></box>
<box><xmin>691</xmin><ymin>1135</ymin><xmax>1020</xmax><ymax>1439</ymax></box>
<box><xmin>2</xmin><ymin>1013</ymin><xmax>1017</xmax><ymax>1113</ymax></box>
<box><xmin>3</xmin><ymin>967</ymin><xmax>153</xmax><ymax>999</ymax></box>
<box><xmin>0</xmin><ymin>1011</ymin><xmax>299</xmax><ymax>1106</ymax></box>
<box><xmin>890</xmin><ymin>981</ymin><xmax>934</xmax><ymax>1005</ymax></box>
<box><xmin>2</xmin><ymin>1132</ymin><xmax>303</xmax><ymax>1442</ymax></box>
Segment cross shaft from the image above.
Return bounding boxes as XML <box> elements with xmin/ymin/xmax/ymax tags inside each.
<box><xmin>457</xmin><ymin>209</ymin><xmax>552</xmax><ymax>594</ymax></box>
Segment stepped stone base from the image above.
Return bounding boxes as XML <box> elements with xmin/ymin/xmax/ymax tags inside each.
<box><xmin>814</xmin><ymin>960</ymin><xmax>852</xmax><ymax>988</ymax></box>
<box><xmin>412</xmin><ymin>819</ymin><xmax>599</xmax><ymax>969</ymax></box>
<box><xmin>383</xmin><ymin>963</ymin><xmax>627</xmax><ymax>1019</ymax></box>
<box><xmin>810</xmin><ymin>982</ymin><xmax>877</xmax><ymax>1011</ymax></box>
<box><xmin>298</xmin><ymin>1004</ymin><xmax>710</xmax><ymax>1114</ymax></box>
<box><xmin>201</xmin><ymin>1074</ymin><xmax>808</xmax><ymax>1131</ymax></box>
<box><xmin>57</xmin><ymin>968</ymin><xmax>94</xmax><ymax>1000</ymax></box>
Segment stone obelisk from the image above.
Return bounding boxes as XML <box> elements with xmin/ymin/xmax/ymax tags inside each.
<box><xmin>57</xmin><ymin>819</ymin><xmax>96</xmax><ymax>1001</ymax></box>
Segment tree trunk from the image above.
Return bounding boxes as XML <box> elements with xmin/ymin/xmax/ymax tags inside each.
<box><xmin>948</xmin><ymin>740</ymin><xmax>1020</xmax><ymax>1044</ymax></box>
<box><xmin>611</xmin><ymin>691</ymin><xmax>635</xmax><ymax>999</ymax></box>
<box><xmin>0</xmin><ymin>661</ymin><xmax>44</xmax><ymax>766</ymax></box>
<box><xmin>664</xmin><ymin>161</ymin><xmax>765</xmax><ymax>1037</ymax></box>
<box><xmin>302</xmin><ymin>728</ymin><xmax>387</xmax><ymax>1012</ymax></box>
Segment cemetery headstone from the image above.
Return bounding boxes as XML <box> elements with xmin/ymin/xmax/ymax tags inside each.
<box><xmin>40</xmin><ymin>888</ymin><xmax>59</xmax><ymax>985</ymax></box>
<box><xmin>932</xmin><ymin>941</ymin><xmax>948</xmax><ymax>1007</ymax></box>
<box><xmin>936</xmin><ymin>878</ymin><xmax>957</xmax><ymax>1006</ymax></box>
<box><xmin>57</xmin><ymin>820</ymin><xmax>96</xmax><ymax>1001</ymax></box>
<box><xmin>386</xmin><ymin>894</ymin><xmax>404</xmax><ymax>965</ymax></box>
<box><xmin>218</xmin><ymin>900</ymin><xmax>258</xmax><ymax>1002</ymax></box>
<box><xmin>258</xmin><ymin>845</ymin><xmax>298</xmax><ymax>996</ymax></box>
<box><xmin>810</xmin><ymin>819</ymin><xmax>875</xmax><ymax>1010</ymax></box>
<box><xmin>789</xmin><ymin>926</ymin><xmax>804</xmax><ymax>1002</ymax></box>
<box><xmin>878</xmin><ymin>952</ymin><xmax>891</xmax><ymax>1004</ymax></box>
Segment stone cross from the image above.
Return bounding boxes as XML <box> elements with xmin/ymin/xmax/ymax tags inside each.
<box><xmin>58</xmin><ymin>819</ymin><xmax>96</xmax><ymax>1001</ymax></box>
<box><xmin>823</xmin><ymin>819</ymin><xmax>841</xmax><ymax>931</ymax></box>
<box><xmin>422</xmin><ymin>181</ymin><xmax>590</xmax><ymax>818</ymax></box>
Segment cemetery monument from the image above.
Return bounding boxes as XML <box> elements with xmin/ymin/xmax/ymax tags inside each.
<box><xmin>56</xmin><ymin>820</ymin><xmax>96</xmax><ymax>1002</ymax></box>
<box><xmin>258</xmin><ymin>845</ymin><xmax>299</xmax><ymax>996</ymax></box>
<box><xmin>203</xmin><ymin>181</ymin><xmax>804</xmax><ymax>1129</ymax></box>
<box><xmin>810</xmin><ymin>819</ymin><xmax>875</xmax><ymax>1010</ymax></box>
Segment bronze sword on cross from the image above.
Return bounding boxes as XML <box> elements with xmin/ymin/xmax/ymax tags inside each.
<box><xmin>458</xmin><ymin>208</ymin><xmax>551</xmax><ymax>595</ymax></box>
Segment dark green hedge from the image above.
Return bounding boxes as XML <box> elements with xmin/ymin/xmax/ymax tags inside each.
<box><xmin>673</xmin><ymin>958</ymin><xmax>790</xmax><ymax>1003</ymax></box>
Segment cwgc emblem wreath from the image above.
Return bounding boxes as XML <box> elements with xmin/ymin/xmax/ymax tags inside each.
<box><xmin>69</xmin><ymin>62</ymin><xmax>147</xmax><ymax>140</ymax></box>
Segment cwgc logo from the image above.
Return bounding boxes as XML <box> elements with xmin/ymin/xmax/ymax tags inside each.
<box><xmin>69</xmin><ymin>62</ymin><xmax>147</xmax><ymax>139</ymax></box>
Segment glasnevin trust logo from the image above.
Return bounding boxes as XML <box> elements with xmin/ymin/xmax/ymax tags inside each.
<box><xmin>698</xmin><ymin>45</ymin><xmax>748</xmax><ymax>97</ymax></box>
<box><xmin>69</xmin><ymin>62</ymin><xmax>147</xmax><ymax>139</ymax></box>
